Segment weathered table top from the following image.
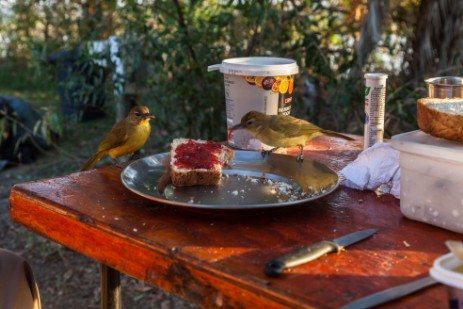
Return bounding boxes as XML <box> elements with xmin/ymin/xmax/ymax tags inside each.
<box><xmin>9</xmin><ymin>136</ymin><xmax>459</xmax><ymax>308</ymax></box>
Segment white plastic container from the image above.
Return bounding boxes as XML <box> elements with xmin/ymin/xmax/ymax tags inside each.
<box><xmin>208</xmin><ymin>57</ymin><xmax>299</xmax><ymax>150</ymax></box>
<box><xmin>430</xmin><ymin>253</ymin><xmax>463</xmax><ymax>308</ymax></box>
<box><xmin>391</xmin><ymin>130</ymin><xmax>463</xmax><ymax>233</ymax></box>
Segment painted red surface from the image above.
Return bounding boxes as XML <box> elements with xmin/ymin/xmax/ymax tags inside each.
<box><xmin>8</xmin><ymin>135</ymin><xmax>459</xmax><ymax>308</ymax></box>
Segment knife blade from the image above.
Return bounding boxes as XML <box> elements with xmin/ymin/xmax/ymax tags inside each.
<box><xmin>264</xmin><ymin>228</ymin><xmax>377</xmax><ymax>277</ymax></box>
<box><xmin>339</xmin><ymin>276</ymin><xmax>438</xmax><ymax>309</ymax></box>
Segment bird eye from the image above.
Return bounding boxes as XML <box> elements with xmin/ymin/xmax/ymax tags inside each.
<box><xmin>246</xmin><ymin>120</ymin><xmax>253</xmax><ymax>126</ymax></box>
<box><xmin>135</xmin><ymin>112</ymin><xmax>141</xmax><ymax>116</ymax></box>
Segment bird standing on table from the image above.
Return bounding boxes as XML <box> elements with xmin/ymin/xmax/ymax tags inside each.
<box><xmin>230</xmin><ymin>111</ymin><xmax>353</xmax><ymax>162</ymax></box>
<box><xmin>80</xmin><ymin>105</ymin><xmax>155</xmax><ymax>171</ymax></box>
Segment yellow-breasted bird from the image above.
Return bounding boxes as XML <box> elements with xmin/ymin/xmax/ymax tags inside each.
<box><xmin>230</xmin><ymin>111</ymin><xmax>354</xmax><ymax>162</ymax></box>
<box><xmin>80</xmin><ymin>106</ymin><xmax>154</xmax><ymax>171</ymax></box>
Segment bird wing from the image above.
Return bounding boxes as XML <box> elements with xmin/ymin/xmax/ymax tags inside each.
<box><xmin>267</xmin><ymin>115</ymin><xmax>321</xmax><ymax>138</ymax></box>
<box><xmin>319</xmin><ymin>129</ymin><xmax>354</xmax><ymax>140</ymax></box>
<box><xmin>96</xmin><ymin>120</ymin><xmax>130</xmax><ymax>153</ymax></box>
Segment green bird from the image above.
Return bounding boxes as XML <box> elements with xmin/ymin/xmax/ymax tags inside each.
<box><xmin>231</xmin><ymin>111</ymin><xmax>354</xmax><ymax>162</ymax></box>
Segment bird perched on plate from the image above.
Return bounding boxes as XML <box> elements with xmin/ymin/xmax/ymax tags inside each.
<box><xmin>230</xmin><ymin>111</ymin><xmax>353</xmax><ymax>162</ymax></box>
<box><xmin>80</xmin><ymin>105</ymin><xmax>155</xmax><ymax>171</ymax></box>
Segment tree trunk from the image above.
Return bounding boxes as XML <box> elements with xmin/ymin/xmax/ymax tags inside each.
<box><xmin>349</xmin><ymin>0</ymin><xmax>389</xmax><ymax>80</ymax></box>
<box><xmin>406</xmin><ymin>0</ymin><xmax>463</xmax><ymax>78</ymax></box>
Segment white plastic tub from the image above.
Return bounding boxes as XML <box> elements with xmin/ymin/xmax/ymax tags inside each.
<box><xmin>391</xmin><ymin>130</ymin><xmax>463</xmax><ymax>233</ymax></box>
<box><xmin>430</xmin><ymin>253</ymin><xmax>463</xmax><ymax>308</ymax></box>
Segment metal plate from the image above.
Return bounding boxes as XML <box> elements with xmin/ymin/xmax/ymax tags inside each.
<box><xmin>120</xmin><ymin>151</ymin><xmax>339</xmax><ymax>210</ymax></box>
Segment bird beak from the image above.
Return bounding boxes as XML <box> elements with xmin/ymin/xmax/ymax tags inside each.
<box><xmin>144</xmin><ymin>113</ymin><xmax>155</xmax><ymax>119</ymax></box>
<box><xmin>228</xmin><ymin>124</ymin><xmax>243</xmax><ymax>140</ymax></box>
<box><xmin>230</xmin><ymin>123</ymin><xmax>243</xmax><ymax>130</ymax></box>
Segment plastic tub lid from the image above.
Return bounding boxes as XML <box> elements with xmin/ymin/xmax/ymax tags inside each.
<box><xmin>429</xmin><ymin>252</ymin><xmax>463</xmax><ymax>289</ymax></box>
<box><xmin>391</xmin><ymin>130</ymin><xmax>463</xmax><ymax>165</ymax></box>
<box><xmin>208</xmin><ymin>57</ymin><xmax>299</xmax><ymax>76</ymax></box>
<box><xmin>364</xmin><ymin>73</ymin><xmax>388</xmax><ymax>80</ymax></box>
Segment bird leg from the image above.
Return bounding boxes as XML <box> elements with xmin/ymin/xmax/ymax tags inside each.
<box><xmin>112</xmin><ymin>157</ymin><xmax>126</xmax><ymax>168</ymax></box>
<box><xmin>296</xmin><ymin>145</ymin><xmax>304</xmax><ymax>162</ymax></box>
<box><xmin>262</xmin><ymin>147</ymin><xmax>280</xmax><ymax>158</ymax></box>
<box><xmin>128</xmin><ymin>152</ymin><xmax>141</xmax><ymax>161</ymax></box>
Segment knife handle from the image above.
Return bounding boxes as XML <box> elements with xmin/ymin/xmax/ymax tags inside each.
<box><xmin>264</xmin><ymin>240</ymin><xmax>342</xmax><ymax>277</ymax></box>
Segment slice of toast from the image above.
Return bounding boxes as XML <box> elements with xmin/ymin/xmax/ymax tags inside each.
<box><xmin>417</xmin><ymin>98</ymin><xmax>463</xmax><ymax>141</ymax></box>
<box><xmin>170</xmin><ymin>138</ymin><xmax>234</xmax><ymax>186</ymax></box>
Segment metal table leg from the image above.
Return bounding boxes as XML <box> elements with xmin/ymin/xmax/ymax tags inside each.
<box><xmin>100</xmin><ymin>264</ymin><xmax>121</xmax><ymax>309</ymax></box>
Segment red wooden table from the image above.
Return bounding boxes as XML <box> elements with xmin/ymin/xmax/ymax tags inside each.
<box><xmin>8</xmin><ymin>136</ymin><xmax>460</xmax><ymax>308</ymax></box>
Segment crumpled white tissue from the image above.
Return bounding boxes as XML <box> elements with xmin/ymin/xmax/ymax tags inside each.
<box><xmin>340</xmin><ymin>142</ymin><xmax>400</xmax><ymax>198</ymax></box>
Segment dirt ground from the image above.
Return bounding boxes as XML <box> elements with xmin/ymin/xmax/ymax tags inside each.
<box><xmin>0</xmin><ymin>118</ymin><xmax>199</xmax><ymax>308</ymax></box>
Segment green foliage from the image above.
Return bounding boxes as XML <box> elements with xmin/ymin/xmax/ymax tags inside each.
<box><xmin>54</xmin><ymin>49</ymin><xmax>111</xmax><ymax>109</ymax></box>
<box><xmin>115</xmin><ymin>0</ymin><xmax>367</xmax><ymax>145</ymax></box>
<box><xmin>1</xmin><ymin>0</ymin><xmax>446</xmax><ymax>146</ymax></box>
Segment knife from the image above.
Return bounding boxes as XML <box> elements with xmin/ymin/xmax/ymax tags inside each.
<box><xmin>264</xmin><ymin>228</ymin><xmax>377</xmax><ymax>277</ymax></box>
<box><xmin>339</xmin><ymin>276</ymin><xmax>438</xmax><ymax>309</ymax></box>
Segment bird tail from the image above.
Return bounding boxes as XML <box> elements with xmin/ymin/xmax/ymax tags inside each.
<box><xmin>80</xmin><ymin>151</ymin><xmax>106</xmax><ymax>171</ymax></box>
<box><xmin>322</xmin><ymin>130</ymin><xmax>355</xmax><ymax>141</ymax></box>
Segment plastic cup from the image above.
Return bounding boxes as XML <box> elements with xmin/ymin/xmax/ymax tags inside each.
<box><xmin>364</xmin><ymin>73</ymin><xmax>388</xmax><ymax>149</ymax></box>
<box><xmin>430</xmin><ymin>253</ymin><xmax>463</xmax><ymax>308</ymax></box>
<box><xmin>208</xmin><ymin>57</ymin><xmax>299</xmax><ymax>150</ymax></box>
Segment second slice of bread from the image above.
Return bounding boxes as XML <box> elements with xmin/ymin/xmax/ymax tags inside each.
<box><xmin>417</xmin><ymin>98</ymin><xmax>463</xmax><ymax>142</ymax></box>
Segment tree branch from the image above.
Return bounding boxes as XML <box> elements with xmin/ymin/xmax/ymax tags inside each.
<box><xmin>171</xmin><ymin>0</ymin><xmax>198</xmax><ymax>65</ymax></box>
